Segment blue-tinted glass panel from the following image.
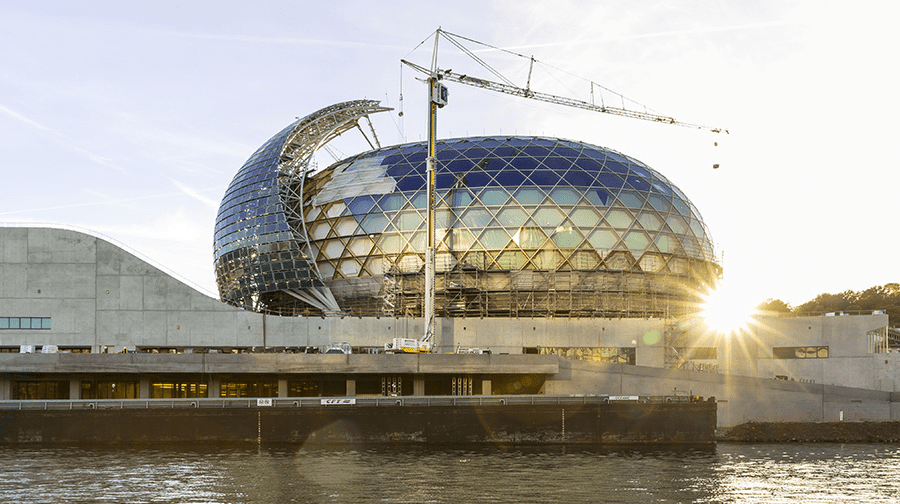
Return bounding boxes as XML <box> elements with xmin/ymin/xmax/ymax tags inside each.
<box><xmin>483</xmin><ymin>158</ymin><xmax>507</xmax><ymax>171</ymax></box>
<box><xmin>447</xmin><ymin>159</ymin><xmax>473</xmax><ymax>173</ymax></box>
<box><xmin>581</xmin><ymin>148</ymin><xmax>606</xmax><ymax>161</ymax></box>
<box><xmin>452</xmin><ymin>189</ymin><xmax>476</xmax><ymax>206</ymax></box>
<box><xmin>347</xmin><ymin>196</ymin><xmax>377</xmax><ymax>214</ymax></box>
<box><xmin>626</xmin><ymin>176</ymin><xmax>650</xmax><ymax>192</ymax></box>
<box><xmin>377</xmin><ymin>194</ymin><xmax>404</xmax><ymax>211</ymax></box>
<box><xmin>492</xmin><ymin>147</ymin><xmax>516</xmax><ymax>157</ymax></box>
<box><xmin>549</xmin><ymin>187</ymin><xmax>580</xmax><ymax>205</ymax></box>
<box><xmin>436</xmin><ymin>173</ymin><xmax>455</xmax><ymax>189</ymax></box>
<box><xmin>493</xmin><ymin>171</ymin><xmax>527</xmax><ymax>187</ymax></box>
<box><xmin>648</xmin><ymin>195</ymin><xmax>671</xmax><ymax>212</ymax></box>
<box><xmin>386</xmin><ymin>163</ymin><xmax>416</xmax><ymax>177</ymax></box>
<box><xmin>514</xmin><ymin>188</ymin><xmax>545</xmax><ymax>205</ymax></box>
<box><xmin>529</xmin><ymin>170</ymin><xmax>557</xmax><ymax>186</ymax></box>
<box><xmin>672</xmin><ymin>198</ymin><xmax>690</xmax><ymax>216</ymax></box>
<box><xmin>618</xmin><ymin>191</ymin><xmax>644</xmax><ymax>209</ymax></box>
<box><xmin>462</xmin><ymin>172</ymin><xmax>492</xmax><ymax>188</ymax></box>
<box><xmin>606</xmin><ymin>161</ymin><xmax>628</xmax><ymax>174</ymax></box>
<box><xmin>510</xmin><ymin>157</ymin><xmax>538</xmax><ymax>172</ymax></box>
<box><xmin>479</xmin><ymin>188</ymin><xmax>509</xmax><ymax>206</ymax></box>
<box><xmin>360</xmin><ymin>213</ymin><xmax>388</xmax><ymax>234</ymax></box>
<box><xmin>584</xmin><ymin>188</ymin><xmax>610</xmax><ymax>206</ymax></box>
<box><xmin>596</xmin><ymin>173</ymin><xmax>625</xmax><ymax>189</ymax></box>
<box><xmin>562</xmin><ymin>170</ymin><xmax>594</xmax><ymax>186</ymax></box>
<box><xmin>410</xmin><ymin>191</ymin><xmax>427</xmax><ymax>209</ymax></box>
<box><xmin>552</xmin><ymin>146</ymin><xmax>580</xmax><ymax>158</ymax></box>
<box><xmin>543</xmin><ymin>157</ymin><xmax>568</xmax><ymax>171</ymax></box>
<box><xmin>397</xmin><ymin>175</ymin><xmax>426</xmax><ymax>191</ymax></box>
<box><xmin>630</xmin><ymin>165</ymin><xmax>650</xmax><ymax>178</ymax></box>
<box><xmin>436</xmin><ymin>150</ymin><xmax>458</xmax><ymax>161</ymax></box>
<box><xmin>463</xmin><ymin>147</ymin><xmax>489</xmax><ymax>159</ymax></box>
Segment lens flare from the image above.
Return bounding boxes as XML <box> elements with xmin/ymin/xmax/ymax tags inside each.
<box><xmin>699</xmin><ymin>283</ymin><xmax>757</xmax><ymax>334</ymax></box>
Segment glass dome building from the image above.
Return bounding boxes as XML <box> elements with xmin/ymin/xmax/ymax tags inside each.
<box><xmin>215</xmin><ymin>103</ymin><xmax>720</xmax><ymax>318</ymax></box>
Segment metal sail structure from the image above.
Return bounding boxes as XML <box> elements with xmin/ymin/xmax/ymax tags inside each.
<box><xmin>279</xmin><ymin>100</ymin><xmax>393</xmax><ymax>313</ymax></box>
<box><xmin>214</xmin><ymin>100</ymin><xmax>391</xmax><ymax>316</ymax></box>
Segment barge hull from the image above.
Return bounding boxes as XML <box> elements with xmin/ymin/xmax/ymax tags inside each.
<box><xmin>0</xmin><ymin>397</ymin><xmax>716</xmax><ymax>445</ymax></box>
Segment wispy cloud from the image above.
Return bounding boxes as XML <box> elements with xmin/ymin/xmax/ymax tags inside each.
<box><xmin>172</xmin><ymin>179</ymin><xmax>220</xmax><ymax>210</ymax></box>
<box><xmin>0</xmin><ymin>191</ymin><xmax>187</xmax><ymax>216</ymax></box>
<box><xmin>143</xmin><ymin>29</ymin><xmax>407</xmax><ymax>51</ymax></box>
<box><xmin>472</xmin><ymin>20</ymin><xmax>791</xmax><ymax>53</ymax></box>
<box><xmin>0</xmin><ymin>102</ymin><xmax>125</xmax><ymax>173</ymax></box>
<box><xmin>0</xmin><ymin>103</ymin><xmax>54</xmax><ymax>132</ymax></box>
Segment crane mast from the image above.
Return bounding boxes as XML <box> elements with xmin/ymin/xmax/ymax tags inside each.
<box><xmin>405</xmin><ymin>29</ymin><xmax>725</xmax><ymax>354</ymax></box>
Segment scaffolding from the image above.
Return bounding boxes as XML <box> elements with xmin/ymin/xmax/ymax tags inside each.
<box><xmin>361</xmin><ymin>265</ymin><xmax>709</xmax><ymax>320</ymax></box>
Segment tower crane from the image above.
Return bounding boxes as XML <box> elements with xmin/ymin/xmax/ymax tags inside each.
<box><xmin>398</xmin><ymin>28</ymin><xmax>726</xmax><ymax>352</ymax></box>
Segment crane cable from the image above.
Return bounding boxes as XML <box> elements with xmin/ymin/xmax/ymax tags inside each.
<box><xmin>437</xmin><ymin>29</ymin><xmax>666</xmax><ymax>122</ymax></box>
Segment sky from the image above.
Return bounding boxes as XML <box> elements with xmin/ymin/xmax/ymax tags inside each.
<box><xmin>1</xmin><ymin>1</ymin><xmax>897</xmax><ymax>308</ymax></box>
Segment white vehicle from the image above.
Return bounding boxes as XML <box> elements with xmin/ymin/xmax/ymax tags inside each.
<box><xmin>384</xmin><ymin>338</ymin><xmax>432</xmax><ymax>354</ymax></box>
<box><xmin>320</xmin><ymin>342</ymin><xmax>352</xmax><ymax>354</ymax></box>
<box><xmin>453</xmin><ymin>346</ymin><xmax>491</xmax><ymax>355</ymax></box>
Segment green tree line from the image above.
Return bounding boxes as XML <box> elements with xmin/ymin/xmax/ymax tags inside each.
<box><xmin>758</xmin><ymin>283</ymin><xmax>900</xmax><ymax>326</ymax></box>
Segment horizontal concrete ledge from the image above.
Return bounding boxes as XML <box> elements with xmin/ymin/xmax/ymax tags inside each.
<box><xmin>0</xmin><ymin>353</ymin><xmax>559</xmax><ymax>375</ymax></box>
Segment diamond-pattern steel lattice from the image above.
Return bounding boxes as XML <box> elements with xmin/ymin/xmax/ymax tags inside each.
<box><xmin>285</xmin><ymin>135</ymin><xmax>720</xmax><ymax>317</ymax></box>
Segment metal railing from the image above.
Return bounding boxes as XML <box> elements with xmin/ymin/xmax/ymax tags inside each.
<box><xmin>0</xmin><ymin>394</ymin><xmax>700</xmax><ymax>411</ymax></box>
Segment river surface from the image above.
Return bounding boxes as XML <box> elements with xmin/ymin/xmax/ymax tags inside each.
<box><xmin>1</xmin><ymin>443</ymin><xmax>898</xmax><ymax>503</ymax></box>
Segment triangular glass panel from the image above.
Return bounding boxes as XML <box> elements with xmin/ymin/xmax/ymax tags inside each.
<box><xmin>550</xmin><ymin>225</ymin><xmax>584</xmax><ymax>248</ymax></box>
<box><xmin>512</xmin><ymin>227</ymin><xmax>548</xmax><ymax>248</ymax></box>
<box><xmin>570</xmin><ymin>207</ymin><xmax>600</xmax><ymax>228</ymax></box>
<box><xmin>478</xmin><ymin>228</ymin><xmax>512</xmax><ymax>250</ymax></box>
<box><xmin>531</xmin><ymin>250</ymin><xmax>565</xmax><ymax>270</ymax></box>
<box><xmin>533</xmin><ymin>207</ymin><xmax>565</xmax><ymax>227</ymax></box>
<box><xmin>514</xmin><ymin>187</ymin><xmax>545</xmax><ymax>205</ymax></box>
<box><xmin>549</xmin><ymin>187</ymin><xmax>580</xmax><ymax>205</ymax></box>
<box><xmin>604</xmin><ymin>209</ymin><xmax>633</xmax><ymax>229</ymax></box>
<box><xmin>587</xmin><ymin>229</ymin><xmax>618</xmax><ymax>250</ymax></box>
<box><xmin>495</xmin><ymin>250</ymin><xmax>527</xmax><ymax>270</ymax></box>
<box><xmin>648</xmin><ymin>194</ymin><xmax>671</xmax><ymax>213</ymax></box>
<box><xmin>623</xmin><ymin>230</ymin><xmax>650</xmax><ymax>252</ymax></box>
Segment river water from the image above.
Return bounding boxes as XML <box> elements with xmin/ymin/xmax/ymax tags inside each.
<box><xmin>1</xmin><ymin>443</ymin><xmax>898</xmax><ymax>503</ymax></box>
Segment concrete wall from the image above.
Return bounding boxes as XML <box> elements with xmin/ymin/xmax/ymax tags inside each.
<box><xmin>547</xmin><ymin>359</ymin><xmax>900</xmax><ymax>427</ymax></box>
<box><xmin>2</xmin><ymin>226</ymin><xmax>896</xmax><ymax>409</ymax></box>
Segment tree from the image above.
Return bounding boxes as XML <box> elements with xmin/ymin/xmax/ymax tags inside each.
<box><xmin>792</xmin><ymin>283</ymin><xmax>900</xmax><ymax>326</ymax></box>
<box><xmin>757</xmin><ymin>298</ymin><xmax>792</xmax><ymax>314</ymax></box>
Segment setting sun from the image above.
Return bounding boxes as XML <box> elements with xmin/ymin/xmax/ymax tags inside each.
<box><xmin>699</xmin><ymin>283</ymin><xmax>758</xmax><ymax>334</ymax></box>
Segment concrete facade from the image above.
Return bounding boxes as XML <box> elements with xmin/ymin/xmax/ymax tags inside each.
<box><xmin>1</xmin><ymin>226</ymin><xmax>897</xmax><ymax>427</ymax></box>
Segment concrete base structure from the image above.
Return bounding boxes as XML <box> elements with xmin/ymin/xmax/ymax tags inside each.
<box><xmin>1</xmin><ymin>226</ymin><xmax>896</xmax><ymax>428</ymax></box>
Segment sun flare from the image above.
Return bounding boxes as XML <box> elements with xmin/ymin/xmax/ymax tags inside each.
<box><xmin>699</xmin><ymin>283</ymin><xmax>757</xmax><ymax>334</ymax></box>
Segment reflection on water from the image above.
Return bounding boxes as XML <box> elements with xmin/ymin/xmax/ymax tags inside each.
<box><xmin>0</xmin><ymin>443</ymin><xmax>898</xmax><ymax>503</ymax></box>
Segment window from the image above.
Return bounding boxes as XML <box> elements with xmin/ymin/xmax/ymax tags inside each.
<box><xmin>0</xmin><ymin>317</ymin><xmax>51</xmax><ymax>330</ymax></box>
<box><xmin>151</xmin><ymin>382</ymin><xmax>208</xmax><ymax>399</ymax></box>
<box><xmin>524</xmin><ymin>346</ymin><xmax>636</xmax><ymax>365</ymax></box>
<box><xmin>773</xmin><ymin>346</ymin><xmax>829</xmax><ymax>359</ymax></box>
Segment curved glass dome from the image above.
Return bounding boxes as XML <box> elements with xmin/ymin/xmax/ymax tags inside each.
<box><xmin>293</xmin><ymin>135</ymin><xmax>719</xmax><ymax>317</ymax></box>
